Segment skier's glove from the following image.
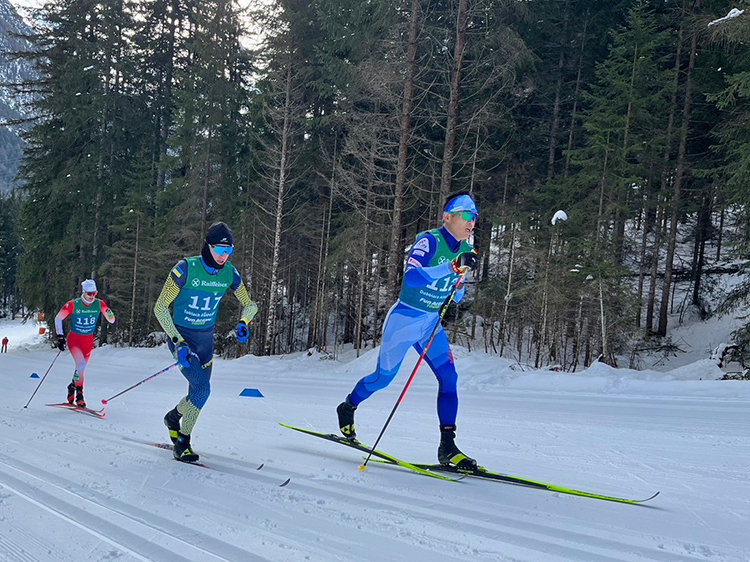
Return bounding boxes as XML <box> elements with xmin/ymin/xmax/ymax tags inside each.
<box><xmin>174</xmin><ymin>341</ymin><xmax>193</xmax><ymax>369</ymax></box>
<box><xmin>57</xmin><ymin>335</ymin><xmax>67</xmax><ymax>351</ymax></box>
<box><xmin>451</xmin><ymin>250</ymin><xmax>479</xmax><ymax>274</ymax></box>
<box><xmin>236</xmin><ymin>321</ymin><xmax>249</xmax><ymax>344</ymax></box>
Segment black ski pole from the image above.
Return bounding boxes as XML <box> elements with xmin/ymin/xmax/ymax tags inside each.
<box><xmin>360</xmin><ymin>270</ymin><xmax>468</xmax><ymax>471</ymax></box>
<box><xmin>23</xmin><ymin>350</ymin><xmax>63</xmax><ymax>409</ymax></box>
<box><xmin>101</xmin><ymin>363</ymin><xmax>178</xmax><ymax>405</ymax></box>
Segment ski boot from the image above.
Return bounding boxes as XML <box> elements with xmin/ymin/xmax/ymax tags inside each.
<box><xmin>336</xmin><ymin>395</ymin><xmax>357</xmax><ymax>440</ymax></box>
<box><xmin>163</xmin><ymin>407</ymin><xmax>182</xmax><ymax>444</ymax></box>
<box><xmin>438</xmin><ymin>425</ymin><xmax>477</xmax><ymax>470</ymax></box>
<box><xmin>67</xmin><ymin>381</ymin><xmax>76</xmax><ymax>404</ymax></box>
<box><xmin>173</xmin><ymin>432</ymin><xmax>199</xmax><ymax>463</ymax></box>
<box><xmin>75</xmin><ymin>386</ymin><xmax>86</xmax><ymax>408</ymax></box>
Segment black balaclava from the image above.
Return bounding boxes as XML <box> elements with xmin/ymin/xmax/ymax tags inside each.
<box><xmin>201</xmin><ymin>222</ymin><xmax>233</xmax><ymax>270</ymax></box>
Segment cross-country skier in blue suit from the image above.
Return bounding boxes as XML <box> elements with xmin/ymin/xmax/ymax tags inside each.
<box><xmin>337</xmin><ymin>192</ymin><xmax>480</xmax><ymax>469</ymax></box>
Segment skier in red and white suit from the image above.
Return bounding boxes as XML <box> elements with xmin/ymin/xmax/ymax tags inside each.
<box><xmin>54</xmin><ymin>279</ymin><xmax>115</xmax><ymax>407</ymax></box>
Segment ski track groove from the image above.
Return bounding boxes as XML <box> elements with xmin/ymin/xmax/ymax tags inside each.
<box><xmin>0</xmin><ymin>534</ymin><xmax>42</xmax><ymax>562</ymax></box>
<box><xmin>2</xmin><ymin>406</ymin><xmax>747</xmax><ymax>561</ymax></box>
<box><xmin>0</xmin><ymin>430</ymin><xmax>474</xmax><ymax>562</ymax></box>
<box><xmin>0</xmin><ymin>451</ymin><xmax>272</xmax><ymax>562</ymax></box>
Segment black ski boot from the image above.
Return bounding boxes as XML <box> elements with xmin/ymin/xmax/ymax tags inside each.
<box><xmin>75</xmin><ymin>386</ymin><xmax>86</xmax><ymax>408</ymax></box>
<box><xmin>173</xmin><ymin>432</ymin><xmax>199</xmax><ymax>463</ymax></box>
<box><xmin>336</xmin><ymin>395</ymin><xmax>357</xmax><ymax>440</ymax></box>
<box><xmin>438</xmin><ymin>425</ymin><xmax>477</xmax><ymax>470</ymax></box>
<box><xmin>163</xmin><ymin>407</ymin><xmax>182</xmax><ymax>444</ymax></box>
<box><xmin>67</xmin><ymin>381</ymin><xmax>76</xmax><ymax>404</ymax></box>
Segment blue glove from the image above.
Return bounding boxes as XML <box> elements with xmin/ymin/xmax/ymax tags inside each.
<box><xmin>174</xmin><ymin>342</ymin><xmax>193</xmax><ymax>369</ymax></box>
<box><xmin>236</xmin><ymin>321</ymin><xmax>249</xmax><ymax>344</ymax></box>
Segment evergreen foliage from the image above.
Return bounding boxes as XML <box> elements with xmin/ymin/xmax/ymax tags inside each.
<box><xmin>3</xmin><ymin>0</ymin><xmax>750</xmax><ymax>366</ymax></box>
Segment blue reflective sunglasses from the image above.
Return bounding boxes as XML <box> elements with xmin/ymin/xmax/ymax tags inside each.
<box><xmin>211</xmin><ymin>245</ymin><xmax>234</xmax><ymax>256</ymax></box>
<box><xmin>453</xmin><ymin>211</ymin><xmax>478</xmax><ymax>222</ymax></box>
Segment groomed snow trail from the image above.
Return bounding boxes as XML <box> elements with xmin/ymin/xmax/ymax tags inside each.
<box><xmin>1</xmin><ymin>343</ymin><xmax>748</xmax><ymax>561</ymax></box>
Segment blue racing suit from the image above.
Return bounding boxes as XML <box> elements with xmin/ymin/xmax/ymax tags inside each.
<box><xmin>349</xmin><ymin>226</ymin><xmax>470</xmax><ymax>425</ymax></box>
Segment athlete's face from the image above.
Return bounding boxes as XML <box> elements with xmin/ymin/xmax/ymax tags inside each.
<box><xmin>209</xmin><ymin>244</ymin><xmax>232</xmax><ymax>266</ymax></box>
<box><xmin>81</xmin><ymin>291</ymin><xmax>97</xmax><ymax>304</ymax></box>
<box><xmin>443</xmin><ymin>212</ymin><xmax>476</xmax><ymax>241</ymax></box>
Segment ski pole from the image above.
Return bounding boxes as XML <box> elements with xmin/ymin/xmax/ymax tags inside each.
<box><xmin>360</xmin><ymin>269</ymin><xmax>468</xmax><ymax>471</ymax></box>
<box><xmin>23</xmin><ymin>350</ymin><xmax>63</xmax><ymax>409</ymax></box>
<box><xmin>101</xmin><ymin>363</ymin><xmax>178</xmax><ymax>405</ymax></box>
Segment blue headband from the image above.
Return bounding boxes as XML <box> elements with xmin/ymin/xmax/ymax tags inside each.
<box><xmin>444</xmin><ymin>194</ymin><xmax>478</xmax><ymax>215</ymax></box>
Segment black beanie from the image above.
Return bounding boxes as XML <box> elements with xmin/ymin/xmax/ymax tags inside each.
<box><xmin>205</xmin><ymin>222</ymin><xmax>233</xmax><ymax>246</ymax></box>
<box><xmin>202</xmin><ymin>222</ymin><xmax>233</xmax><ymax>270</ymax></box>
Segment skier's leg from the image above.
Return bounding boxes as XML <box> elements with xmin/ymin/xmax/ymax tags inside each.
<box><xmin>338</xmin><ymin>304</ymin><xmax>428</xmax><ymax>438</ymax></box>
<box><xmin>176</xmin><ymin>358</ymin><xmax>212</xmax><ymax>435</ymax></box>
<box><xmin>415</xmin><ymin>326</ymin><xmax>458</xmax><ymax>426</ymax></box>
<box><xmin>67</xmin><ymin>334</ymin><xmax>93</xmax><ymax>406</ymax></box>
<box><xmin>417</xmin><ymin>326</ymin><xmax>476</xmax><ymax>469</ymax></box>
<box><xmin>349</xmin><ymin>305</ymin><xmax>427</xmax><ymax>405</ymax></box>
<box><xmin>165</xmin><ymin>330</ymin><xmax>213</xmax><ymax>462</ymax></box>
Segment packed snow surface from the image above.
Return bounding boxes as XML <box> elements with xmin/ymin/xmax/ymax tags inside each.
<box><xmin>0</xmin><ymin>319</ymin><xmax>748</xmax><ymax>561</ymax></box>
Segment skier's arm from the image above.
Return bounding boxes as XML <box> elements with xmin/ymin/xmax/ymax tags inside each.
<box><xmin>99</xmin><ymin>300</ymin><xmax>116</xmax><ymax>324</ymax></box>
<box><xmin>234</xmin><ymin>283</ymin><xmax>258</xmax><ymax>324</ymax></box>
<box><xmin>403</xmin><ymin>234</ymin><xmax>454</xmax><ymax>288</ymax></box>
<box><xmin>54</xmin><ymin>301</ymin><xmax>74</xmax><ymax>336</ymax></box>
<box><xmin>154</xmin><ymin>262</ymin><xmax>187</xmax><ymax>344</ymax></box>
<box><xmin>230</xmin><ymin>268</ymin><xmax>258</xmax><ymax>323</ymax></box>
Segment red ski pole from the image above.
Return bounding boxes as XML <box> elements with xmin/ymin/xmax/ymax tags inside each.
<box><xmin>360</xmin><ymin>270</ymin><xmax>468</xmax><ymax>470</ymax></box>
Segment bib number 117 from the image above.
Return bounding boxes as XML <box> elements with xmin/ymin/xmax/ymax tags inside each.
<box><xmin>188</xmin><ymin>296</ymin><xmax>222</xmax><ymax>311</ymax></box>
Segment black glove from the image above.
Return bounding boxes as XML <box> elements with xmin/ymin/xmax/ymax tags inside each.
<box><xmin>57</xmin><ymin>335</ymin><xmax>67</xmax><ymax>351</ymax></box>
<box><xmin>452</xmin><ymin>250</ymin><xmax>479</xmax><ymax>273</ymax></box>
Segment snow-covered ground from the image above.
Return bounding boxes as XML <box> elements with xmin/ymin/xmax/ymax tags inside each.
<box><xmin>1</xmin><ymin>318</ymin><xmax>749</xmax><ymax>562</ymax></box>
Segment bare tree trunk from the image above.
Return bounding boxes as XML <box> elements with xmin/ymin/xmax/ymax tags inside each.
<box><xmin>499</xmin><ymin>224</ymin><xmax>516</xmax><ymax>357</ymax></box>
<box><xmin>597</xmin><ymin>131</ymin><xmax>611</xmax><ymax>237</ymax></box>
<box><xmin>547</xmin><ymin>0</ymin><xmax>569</xmax><ymax>179</ymax></box>
<box><xmin>388</xmin><ymin>0</ymin><xmax>421</xmax><ymax>302</ymax></box>
<box><xmin>636</xmin><ymin>177</ymin><xmax>654</xmax><ymax>328</ymax></box>
<box><xmin>657</xmin><ymin>27</ymin><xmax>697</xmax><ymax>337</ymax></box>
<box><xmin>646</xmin><ymin>21</ymin><xmax>683</xmax><ymax>331</ymax></box>
<box><xmin>356</xmin><ymin>129</ymin><xmax>376</xmax><ymax>356</ymax></box>
<box><xmin>308</xmin><ymin>196</ymin><xmax>327</xmax><ymax>348</ymax></box>
<box><xmin>691</xmin><ymin>191</ymin><xmax>711</xmax><ymax>307</ymax></box>
<box><xmin>200</xmin><ymin>128</ymin><xmax>212</xmax><ymax>242</ymax></box>
<box><xmin>128</xmin><ymin>215</ymin><xmax>140</xmax><ymax>346</ymax></box>
<box><xmin>599</xmin><ymin>279</ymin><xmax>608</xmax><ymax>362</ymax></box>
<box><xmin>564</xmin><ymin>12</ymin><xmax>588</xmax><ymax>177</ymax></box>
<box><xmin>439</xmin><ymin>0</ymin><xmax>470</xmax><ymax>201</ymax></box>
<box><xmin>646</xmin><ymin>204</ymin><xmax>664</xmax><ymax>330</ymax></box>
<box><xmin>716</xmin><ymin>206</ymin><xmax>724</xmax><ymax>261</ymax></box>
<box><xmin>264</xmin><ymin>67</ymin><xmax>293</xmax><ymax>354</ymax></box>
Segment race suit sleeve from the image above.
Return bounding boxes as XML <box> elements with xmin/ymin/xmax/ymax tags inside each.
<box><xmin>230</xmin><ymin>266</ymin><xmax>258</xmax><ymax>324</ymax></box>
<box><xmin>402</xmin><ymin>233</ymin><xmax>454</xmax><ymax>288</ymax></box>
<box><xmin>54</xmin><ymin>301</ymin><xmax>74</xmax><ymax>336</ymax></box>
<box><xmin>153</xmin><ymin>260</ymin><xmax>188</xmax><ymax>343</ymax></box>
<box><xmin>99</xmin><ymin>300</ymin><xmax>116</xmax><ymax>324</ymax></box>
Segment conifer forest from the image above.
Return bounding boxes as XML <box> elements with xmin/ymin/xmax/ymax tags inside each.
<box><xmin>1</xmin><ymin>0</ymin><xmax>750</xmax><ymax>369</ymax></box>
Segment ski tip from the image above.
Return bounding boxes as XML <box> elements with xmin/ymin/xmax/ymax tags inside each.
<box><xmin>638</xmin><ymin>491</ymin><xmax>660</xmax><ymax>503</ymax></box>
<box><xmin>279</xmin><ymin>478</ymin><xmax>291</xmax><ymax>487</ymax></box>
<box><xmin>257</xmin><ymin>463</ymin><xmax>265</xmax><ymax>470</ymax></box>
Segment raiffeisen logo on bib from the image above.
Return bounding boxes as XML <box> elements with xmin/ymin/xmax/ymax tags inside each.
<box><xmin>200</xmin><ymin>280</ymin><xmax>228</xmax><ymax>288</ymax></box>
<box><xmin>192</xmin><ymin>278</ymin><xmax>201</xmax><ymax>287</ymax></box>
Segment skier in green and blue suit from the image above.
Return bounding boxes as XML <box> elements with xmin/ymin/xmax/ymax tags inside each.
<box><xmin>154</xmin><ymin>222</ymin><xmax>258</xmax><ymax>462</ymax></box>
<box><xmin>337</xmin><ymin>192</ymin><xmax>480</xmax><ymax>469</ymax></box>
